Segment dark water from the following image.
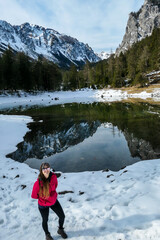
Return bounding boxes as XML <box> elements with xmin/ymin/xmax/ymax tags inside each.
<box><xmin>1</xmin><ymin>102</ymin><xmax>160</xmax><ymax>172</ymax></box>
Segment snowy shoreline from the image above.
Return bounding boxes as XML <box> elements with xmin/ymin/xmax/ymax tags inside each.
<box><xmin>0</xmin><ymin>88</ymin><xmax>160</xmax><ymax>110</ymax></box>
<box><xmin>1</xmin><ymin>90</ymin><xmax>160</xmax><ymax>240</ymax></box>
<box><xmin>1</xmin><ymin>119</ymin><xmax>160</xmax><ymax>240</ymax></box>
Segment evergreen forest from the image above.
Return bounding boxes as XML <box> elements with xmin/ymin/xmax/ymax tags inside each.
<box><xmin>0</xmin><ymin>27</ymin><xmax>160</xmax><ymax>91</ymax></box>
<box><xmin>0</xmin><ymin>50</ymin><xmax>62</xmax><ymax>91</ymax></box>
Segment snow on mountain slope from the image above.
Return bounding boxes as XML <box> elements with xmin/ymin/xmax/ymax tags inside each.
<box><xmin>0</xmin><ymin>20</ymin><xmax>100</xmax><ymax>68</ymax></box>
<box><xmin>96</xmin><ymin>51</ymin><xmax>111</xmax><ymax>60</ymax></box>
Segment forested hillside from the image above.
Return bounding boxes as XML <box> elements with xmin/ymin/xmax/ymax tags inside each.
<box><xmin>64</xmin><ymin>27</ymin><xmax>160</xmax><ymax>89</ymax></box>
<box><xmin>0</xmin><ymin>49</ymin><xmax>62</xmax><ymax>91</ymax></box>
<box><xmin>0</xmin><ymin>28</ymin><xmax>160</xmax><ymax>91</ymax></box>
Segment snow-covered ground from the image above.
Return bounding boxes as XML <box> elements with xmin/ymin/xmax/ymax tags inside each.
<box><xmin>0</xmin><ymin>88</ymin><xmax>160</xmax><ymax>110</ymax></box>
<box><xmin>1</xmin><ymin>92</ymin><xmax>160</xmax><ymax>239</ymax></box>
<box><xmin>95</xmin><ymin>88</ymin><xmax>160</xmax><ymax>102</ymax></box>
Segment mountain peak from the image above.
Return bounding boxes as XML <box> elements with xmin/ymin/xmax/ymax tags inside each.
<box><xmin>116</xmin><ymin>0</ymin><xmax>160</xmax><ymax>56</ymax></box>
<box><xmin>145</xmin><ymin>0</ymin><xmax>160</xmax><ymax>5</ymax></box>
<box><xmin>96</xmin><ymin>51</ymin><xmax>111</xmax><ymax>60</ymax></box>
<box><xmin>0</xmin><ymin>20</ymin><xmax>100</xmax><ymax>68</ymax></box>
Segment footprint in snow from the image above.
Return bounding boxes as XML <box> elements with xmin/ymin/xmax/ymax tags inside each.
<box><xmin>23</xmin><ymin>225</ymin><xmax>29</xmax><ymax>230</ymax></box>
<box><xmin>0</xmin><ymin>219</ymin><xmax>4</xmax><ymax>225</ymax></box>
<box><xmin>10</xmin><ymin>223</ymin><xmax>20</xmax><ymax>229</ymax></box>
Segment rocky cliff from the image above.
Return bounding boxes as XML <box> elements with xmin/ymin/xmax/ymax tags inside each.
<box><xmin>116</xmin><ymin>0</ymin><xmax>160</xmax><ymax>56</ymax></box>
<box><xmin>124</xmin><ymin>130</ymin><xmax>160</xmax><ymax>160</ymax></box>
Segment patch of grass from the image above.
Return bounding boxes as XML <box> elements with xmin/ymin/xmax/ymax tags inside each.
<box><xmin>120</xmin><ymin>84</ymin><xmax>160</xmax><ymax>94</ymax></box>
<box><xmin>121</xmin><ymin>98</ymin><xmax>160</xmax><ymax>105</ymax></box>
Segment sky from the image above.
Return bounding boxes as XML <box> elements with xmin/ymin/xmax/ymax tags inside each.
<box><xmin>0</xmin><ymin>0</ymin><xmax>144</xmax><ymax>53</ymax></box>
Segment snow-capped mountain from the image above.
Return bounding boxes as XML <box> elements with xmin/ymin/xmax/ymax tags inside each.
<box><xmin>0</xmin><ymin>20</ymin><xmax>100</xmax><ymax>68</ymax></box>
<box><xmin>116</xmin><ymin>0</ymin><xmax>160</xmax><ymax>56</ymax></box>
<box><xmin>96</xmin><ymin>51</ymin><xmax>111</xmax><ymax>60</ymax></box>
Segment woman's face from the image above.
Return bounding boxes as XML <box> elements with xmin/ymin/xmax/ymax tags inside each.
<box><xmin>42</xmin><ymin>165</ymin><xmax>50</xmax><ymax>178</ymax></box>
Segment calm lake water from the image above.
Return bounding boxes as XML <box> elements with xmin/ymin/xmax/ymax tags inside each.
<box><xmin>1</xmin><ymin>102</ymin><xmax>160</xmax><ymax>172</ymax></box>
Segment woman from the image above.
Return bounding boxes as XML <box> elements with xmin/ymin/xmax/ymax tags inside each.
<box><xmin>31</xmin><ymin>162</ymin><xmax>68</xmax><ymax>240</ymax></box>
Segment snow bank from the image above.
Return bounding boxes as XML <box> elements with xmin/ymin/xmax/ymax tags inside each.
<box><xmin>0</xmin><ymin>88</ymin><xmax>160</xmax><ymax>110</ymax></box>
<box><xmin>95</xmin><ymin>89</ymin><xmax>160</xmax><ymax>102</ymax></box>
<box><xmin>0</xmin><ymin>90</ymin><xmax>95</xmax><ymax>110</ymax></box>
<box><xmin>1</xmin><ymin>115</ymin><xmax>160</xmax><ymax>240</ymax></box>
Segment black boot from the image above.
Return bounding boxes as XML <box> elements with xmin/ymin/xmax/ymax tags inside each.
<box><xmin>46</xmin><ymin>233</ymin><xmax>54</xmax><ymax>240</ymax></box>
<box><xmin>57</xmin><ymin>228</ymin><xmax>68</xmax><ymax>239</ymax></box>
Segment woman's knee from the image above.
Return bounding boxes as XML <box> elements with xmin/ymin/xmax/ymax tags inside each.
<box><xmin>42</xmin><ymin>217</ymin><xmax>48</xmax><ymax>223</ymax></box>
<box><xmin>41</xmin><ymin>213</ymin><xmax>49</xmax><ymax>224</ymax></box>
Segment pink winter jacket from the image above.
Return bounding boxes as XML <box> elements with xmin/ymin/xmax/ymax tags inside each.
<box><xmin>31</xmin><ymin>172</ymin><xmax>58</xmax><ymax>207</ymax></box>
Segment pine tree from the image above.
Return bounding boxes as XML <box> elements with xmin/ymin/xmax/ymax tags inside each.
<box><xmin>68</xmin><ymin>64</ymin><xmax>78</xmax><ymax>89</ymax></box>
<box><xmin>113</xmin><ymin>53</ymin><xmax>127</xmax><ymax>87</ymax></box>
<box><xmin>42</xmin><ymin>60</ymin><xmax>62</xmax><ymax>90</ymax></box>
<box><xmin>1</xmin><ymin>47</ymin><xmax>14</xmax><ymax>89</ymax></box>
<box><xmin>32</xmin><ymin>57</ymin><xmax>43</xmax><ymax>90</ymax></box>
<box><xmin>0</xmin><ymin>56</ymin><xmax>4</xmax><ymax>89</ymax></box>
<box><xmin>137</xmin><ymin>45</ymin><xmax>150</xmax><ymax>73</ymax></box>
<box><xmin>107</xmin><ymin>54</ymin><xmax>115</xmax><ymax>85</ymax></box>
<box><xmin>16</xmin><ymin>52</ymin><xmax>32</xmax><ymax>90</ymax></box>
<box><xmin>82</xmin><ymin>61</ymin><xmax>92</xmax><ymax>87</ymax></box>
<box><xmin>127</xmin><ymin>47</ymin><xmax>137</xmax><ymax>83</ymax></box>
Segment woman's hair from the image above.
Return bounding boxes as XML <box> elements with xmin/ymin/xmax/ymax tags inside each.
<box><xmin>38</xmin><ymin>162</ymin><xmax>50</xmax><ymax>198</ymax></box>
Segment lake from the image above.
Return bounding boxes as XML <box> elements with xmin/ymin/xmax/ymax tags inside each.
<box><xmin>1</xmin><ymin>101</ymin><xmax>160</xmax><ymax>172</ymax></box>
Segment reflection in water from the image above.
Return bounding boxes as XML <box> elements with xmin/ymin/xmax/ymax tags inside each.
<box><xmin>124</xmin><ymin>130</ymin><xmax>160</xmax><ymax>160</ymax></box>
<box><xmin>7</xmin><ymin>120</ymin><xmax>101</xmax><ymax>161</ymax></box>
<box><xmin>4</xmin><ymin>102</ymin><xmax>160</xmax><ymax>172</ymax></box>
<box><xmin>24</xmin><ymin>125</ymin><xmax>141</xmax><ymax>172</ymax></box>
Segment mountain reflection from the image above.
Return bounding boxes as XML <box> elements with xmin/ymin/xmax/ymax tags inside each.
<box><xmin>6</xmin><ymin>102</ymin><xmax>160</xmax><ymax>171</ymax></box>
<box><xmin>7</xmin><ymin>120</ymin><xmax>101</xmax><ymax>161</ymax></box>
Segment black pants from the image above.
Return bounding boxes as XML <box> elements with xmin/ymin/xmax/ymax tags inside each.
<box><xmin>39</xmin><ymin>200</ymin><xmax>65</xmax><ymax>235</ymax></box>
